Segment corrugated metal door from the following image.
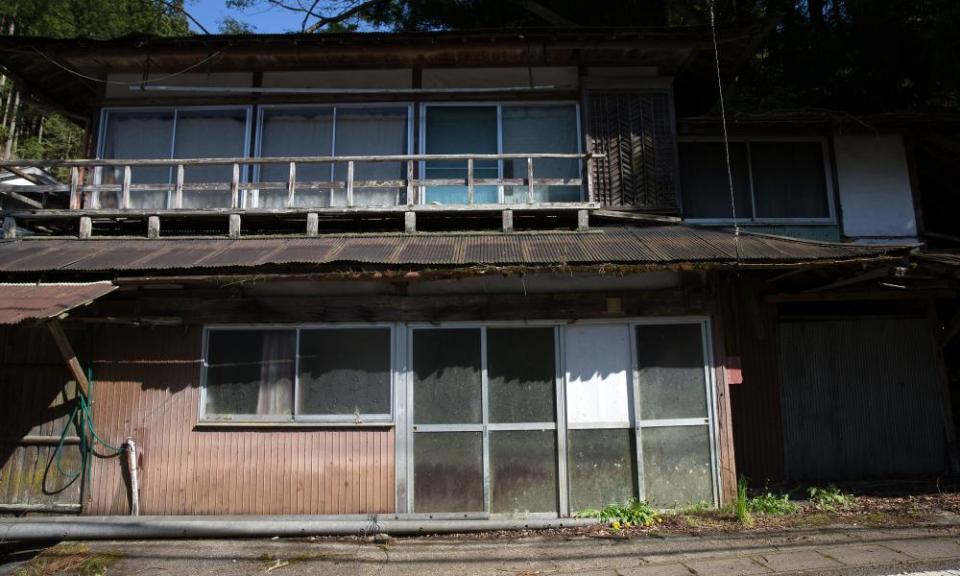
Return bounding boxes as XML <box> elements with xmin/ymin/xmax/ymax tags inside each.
<box><xmin>587</xmin><ymin>92</ymin><xmax>677</xmax><ymax>211</ymax></box>
<box><xmin>778</xmin><ymin>317</ymin><xmax>946</xmax><ymax>480</ymax></box>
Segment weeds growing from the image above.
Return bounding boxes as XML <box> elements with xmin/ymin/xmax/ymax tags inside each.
<box><xmin>807</xmin><ymin>484</ymin><xmax>852</xmax><ymax>511</ymax></box>
<box><xmin>577</xmin><ymin>498</ymin><xmax>660</xmax><ymax>530</ymax></box>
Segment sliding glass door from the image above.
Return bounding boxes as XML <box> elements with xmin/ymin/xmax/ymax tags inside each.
<box><xmin>405</xmin><ymin>319</ymin><xmax>716</xmax><ymax>516</ymax></box>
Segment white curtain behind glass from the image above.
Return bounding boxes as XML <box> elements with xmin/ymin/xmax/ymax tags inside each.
<box><xmin>257</xmin><ymin>108</ymin><xmax>334</xmax><ymax>208</ymax></box>
<box><xmin>175</xmin><ymin>110</ymin><xmax>249</xmax><ymax>208</ymax></box>
<box><xmin>99</xmin><ymin>111</ymin><xmax>174</xmax><ymax>208</ymax></box>
<box><xmin>332</xmin><ymin>107</ymin><xmax>408</xmax><ymax>206</ymax></box>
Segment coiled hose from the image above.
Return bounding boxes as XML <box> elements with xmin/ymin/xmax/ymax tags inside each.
<box><xmin>53</xmin><ymin>367</ymin><xmax>125</xmax><ymax>485</ymax></box>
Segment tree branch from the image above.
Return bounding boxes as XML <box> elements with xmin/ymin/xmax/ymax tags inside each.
<box><xmin>507</xmin><ymin>0</ymin><xmax>577</xmax><ymax>27</ymax></box>
<box><xmin>302</xmin><ymin>0</ymin><xmax>389</xmax><ymax>33</ymax></box>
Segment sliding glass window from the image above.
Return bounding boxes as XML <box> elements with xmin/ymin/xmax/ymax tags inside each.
<box><xmin>421</xmin><ymin>103</ymin><xmax>581</xmax><ymax>205</ymax></box>
<box><xmin>256</xmin><ymin>105</ymin><xmax>411</xmax><ymax>208</ymax></box>
<box><xmin>98</xmin><ymin>107</ymin><xmax>251</xmax><ymax>209</ymax></box>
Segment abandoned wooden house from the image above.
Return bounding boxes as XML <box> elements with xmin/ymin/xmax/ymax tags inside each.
<box><xmin>0</xmin><ymin>25</ymin><xmax>956</xmax><ymax>522</ymax></box>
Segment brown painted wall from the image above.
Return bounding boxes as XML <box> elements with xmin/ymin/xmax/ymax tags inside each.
<box><xmin>85</xmin><ymin>325</ymin><xmax>396</xmax><ymax>516</ymax></box>
<box><xmin>2</xmin><ymin>324</ymin><xmax>395</xmax><ymax>516</ymax></box>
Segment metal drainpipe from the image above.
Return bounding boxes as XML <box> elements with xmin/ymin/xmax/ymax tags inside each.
<box><xmin>0</xmin><ymin>517</ymin><xmax>597</xmax><ymax>541</ymax></box>
<box><xmin>125</xmin><ymin>438</ymin><xmax>139</xmax><ymax>516</ymax></box>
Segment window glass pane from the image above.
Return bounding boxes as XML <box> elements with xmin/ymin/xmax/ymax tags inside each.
<box><xmin>333</xmin><ymin>106</ymin><xmax>408</xmax><ymax>206</ymax></box>
<box><xmin>488</xmin><ymin>327</ymin><xmax>556</xmax><ymax>423</ymax></box>
<box><xmin>502</xmin><ymin>105</ymin><xmax>580</xmax><ymax>203</ymax></box>
<box><xmin>568</xmin><ymin>428</ymin><xmax>637</xmax><ymax>511</ymax></box>
<box><xmin>297</xmin><ymin>328</ymin><xmax>391</xmax><ymax>416</ymax></box>
<box><xmin>414</xmin><ymin>432</ymin><xmax>483</xmax><ymax>512</ymax></box>
<box><xmin>424</xmin><ymin>106</ymin><xmax>498</xmax><ymax>204</ymax></box>
<box><xmin>412</xmin><ymin>329</ymin><xmax>482</xmax><ymax>424</ymax></box>
<box><xmin>750</xmin><ymin>142</ymin><xmax>829</xmax><ymax>218</ymax></box>
<box><xmin>204</xmin><ymin>330</ymin><xmax>294</xmax><ymax>418</ymax></box>
<box><xmin>100</xmin><ymin>111</ymin><xmax>174</xmax><ymax>208</ymax></box>
<box><xmin>175</xmin><ymin>109</ymin><xmax>248</xmax><ymax>208</ymax></box>
<box><xmin>258</xmin><ymin>108</ymin><xmax>333</xmax><ymax>208</ymax></box>
<box><xmin>679</xmin><ymin>142</ymin><xmax>752</xmax><ymax>219</ymax></box>
<box><xmin>636</xmin><ymin>324</ymin><xmax>708</xmax><ymax>420</ymax></box>
<box><xmin>642</xmin><ymin>426</ymin><xmax>713</xmax><ymax>507</ymax></box>
<box><xmin>564</xmin><ymin>325</ymin><xmax>631</xmax><ymax>425</ymax></box>
<box><xmin>490</xmin><ymin>430</ymin><xmax>558</xmax><ymax>513</ymax></box>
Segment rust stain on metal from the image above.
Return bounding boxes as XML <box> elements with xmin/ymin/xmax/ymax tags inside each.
<box><xmin>0</xmin><ymin>282</ymin><xmax>116</xmax><ymax>325</ymax></box>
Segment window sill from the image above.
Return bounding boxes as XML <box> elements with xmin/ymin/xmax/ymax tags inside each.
<box><xmin>195</xmin><ymin>420</ymin><xmax>395</xmax><ymax>429</ymax></box>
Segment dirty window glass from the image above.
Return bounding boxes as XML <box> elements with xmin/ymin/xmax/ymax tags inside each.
<box><xmin>490</xmin><ymin>430</ymin><xmax>558</xmax><ymax>513</ymax></box>
<box><xmin>204</xmin><ymin>330</ymin><xmax>295</xmax><ymax>419</ymax></box>
<box><xmin>568</xmin><ymin>428</ymin><xmax>637</xmax><ymax>511</ymax></box>
<box><xmin>641</xmin><ymin>426</ymin><xmax>713</xmax><ymax>507</ymax></box>
<box><xmin>412</xmin><ymin>329</ymin><xmax>482</xmax><ymax>424</ymax></box>
<box><xmin>636</xmin><ymin>324</ymin><xmax>707</xmax><ymax>420</ymax></box>
<box><xmin>488</xmin><ymin>327</ymin><xmax>556</xmax><ymax>423</ymax></box>
<box><xmin>414</xmin><ymin>432</ymin><xmax>484</xmax><ymax>513</ymax></box>
<box><xmin>297</xmin><ymin>328</ymin><xmax>391</xmax><ymax>417</ymax></box>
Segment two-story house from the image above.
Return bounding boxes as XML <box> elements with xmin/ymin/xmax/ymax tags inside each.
<box><xmin>0</xmin><ymin>26</ymin><xmax>953</xmax><ymax>527</ymax></box>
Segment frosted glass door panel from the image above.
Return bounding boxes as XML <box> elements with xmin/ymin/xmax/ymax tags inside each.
<box><xmin>564</xmin><ymin>325</ymin><xmax>632</xmax><ymax>425</ymax></box>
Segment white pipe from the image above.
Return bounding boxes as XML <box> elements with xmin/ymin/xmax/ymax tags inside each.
<box><xmin>125</xmin><ymin>438</ymin><xmax>139</xmax><ymax>517</ymax></box>
<box><xmin>0</xmin><ymin>516</ymin><xmax>596</xmax><ymax>541</ymax></box>
<box><xmin>131</xmin><ymin>85</ymin><xmax>560</xmax><ymax>95</ymax></box>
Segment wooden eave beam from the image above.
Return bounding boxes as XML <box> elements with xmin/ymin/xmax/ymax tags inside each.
<box><xmin>46</xmin><ymin>316</ymin><xmax>89</xmax><ymax>396</ymax></box>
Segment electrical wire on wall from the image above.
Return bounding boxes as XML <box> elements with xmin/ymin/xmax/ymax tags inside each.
<box><xmin>708</xmin><ymin>0</ymin><xmax>743</xmax><ymax>266</ymax></box>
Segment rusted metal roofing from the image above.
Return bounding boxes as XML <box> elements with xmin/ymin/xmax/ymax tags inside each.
<box><xmin>0</xmin><ymin>227</ymin><xmax>906</xmax><ymax>275</ymax></box>
<box><xmin>0</xmin><ymin>282</ymin><xmax>116</xmax><ymax>324</ymax></box>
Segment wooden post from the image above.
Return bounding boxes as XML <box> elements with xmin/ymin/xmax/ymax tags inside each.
<box><xmin>306</xmin><ymin>212</ymin><xmax>319</xmax><ymax>236</ymax></box>
<box><xmin>173</xmin><ymin>164</ymin><xmax>184</xmax><ymax>209</ymax></box>
<box><xmin>47</xmin><ymin>318</ymin><xmax>89</xmax><ymax>397</ymax></box>
<box><xmin>585</xmin><ymin>155</ymin><xmax>596</xmax><ymax>203</ymax></box>
<box><xmin>228</xmin><ymin>214</ymin><xmax>241</xmax><ymax>238</ymax></box>
<box><xmin>502</xmin><ymin>209</ymin><xmax>514</xmax><ymax>233</ymax></box>
<box><xmin>69</xmin><ymin>167</ymin><xmax>81</xmax><ymax>210</ymax></box>
<box><xmin>467</xmin><ymin>158</ymin><xmax>474</xmax><ymax>205</ymax></box>
<box><xmin>577</xmin><ymin>209</ymin><xmax>590</xmax><ymax>231</ymax></box>
<box><xmin>2</xmin><ymin>217</ymin><xmax>15</xmax><ymax>239</ymax></box>
<box><xmin>230</xmin><ymin>163</ymin><xmax>240</xmax><ymax>209</ymax></box>
<box><xmin>346</xmin><ymin>161</ymin><xmax>355</xmax><ymax>207</ymax></box>
<box><xmin>79</xmin><ymin>216</ymin><xmax>92</xmax><ymax>239</ymax></box>
<box><xmin>286</xmin><ymin>161</ymin><xmax>297</xmax><ymax>208</ymax></box>
<box><xmin>406</xmin><ymin>160</ymin><xmax>415</xmax><ymax>205</ymax></box>
<box><xmin>404</xmin><ymin>211</ymin><xmax>416</xmax><ymax>234</ymax></box>
<box><xmin>147</xmin><ymin>215</ymin><xmax>160</xmax><ymax>239</ymax></box>
<box><xmin>527</xmin><ymin>157</ymin><xmax>535</xmax><ymax>204</ymax></box>
<box><xmin>120</xmin><ymin>165</ymin><xmax>131</xmax><ymax>209</ymax></box>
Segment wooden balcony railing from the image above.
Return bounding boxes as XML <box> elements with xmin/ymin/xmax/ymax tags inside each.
<box><xmin>0</xmin><ymin>153</ymin><xmax>600</xmax><ymax>211</ymax></box>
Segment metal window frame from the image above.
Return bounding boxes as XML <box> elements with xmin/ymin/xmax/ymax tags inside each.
<box><xmin>252</xmin><ymin>102</ymin><xmax>415</xmax><ymax>208</ymax></box>
<box><xmin>401</xmin><ymin>316</ymin><xmax>719</xmax><ymax>517</ymax></box>
<box><xmin>679</xmin><ymin>136</ymin><xmax>837</xmax><ymax>226</ymax></box>
<box><xmin>418</xmin><ymin>101</ymin><xmax>583</xmax><ymax>204</ymax></box>
<box><xmin>97</xmin><ymin>105</ymin><xmax>254</xmax><ymax>209</ymax></box>
<box><xmin>198</xmin><ymin>323</ymin><xmax>397</xmax><ymax>426</ymax></box>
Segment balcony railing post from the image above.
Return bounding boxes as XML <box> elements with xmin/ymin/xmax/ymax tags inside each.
<box><xmin>230</xmin><ymin>162</ymin><xmax>240</xmax><ymax>209</ymax></box>
<box><xmin>286</xmin><ymin>161</ymin><xmax>297</xmax><ymax>208</ymax></box>
<box><xmin>173</xmin><ymin>164</ymin><xmax>184</xmax><ymax>209</ymax></box>
<box><xmin>121</xmin><ymin>165</ymin><xmax>131</xmax><ymax>209</ymax></box>
<box><xmin>92</xmin><ymin>167</ymin><xmax>102</xmax><ymax>209</ymax></box>
<box><xmin>68</xmin><ymin>167</ymin><xmax>80</xmax><ymax>210</ymax></box>
<box><xmin>406</xmin><ymin>159</ymin><xmax>415</xmax><ymax>205</ymax></box>
<box><xmin>346</xmin><ymin>160</ymin><xmax>355</xmax><ymax>207</ymax></box>
<box><xmin>467</xmin><ymin>158</ymin><xmax>474</xmax><ymax>205</ymax></box>
<box><xmin>526</xmin><ymin>157</ymin><xmax>535</xmax><ymax>204</ymax></box>
<box><xmin>585</xmin><ymin>155</ymin><xmax>595</xmax><ymax>203</ymax></box>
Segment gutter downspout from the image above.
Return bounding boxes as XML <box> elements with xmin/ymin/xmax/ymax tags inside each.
<box><xmin>125</xmin><ymin>438</ymin><xmax>139</xmax><ymax>516</ymax></box>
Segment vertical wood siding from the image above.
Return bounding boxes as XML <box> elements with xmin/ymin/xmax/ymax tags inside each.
<box><xmin>0</xmin><ymin>327</ymin><xmax>84</xmax><ymax>511</ymax></box>
<box><xmin>7</xmin><ymin>324</ymin><xmax>396</xmax><ymax>516</ymax></box>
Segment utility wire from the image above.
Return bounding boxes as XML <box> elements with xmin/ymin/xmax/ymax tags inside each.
<box><xmin>30</xmin><ymin>47</ymin><xmax>224</xmax><ymax>86</ymax></box>
<box><xmin>708</xmin><ymin>0</ymin><xmax>742</xmax><ymax>265</ymax></box>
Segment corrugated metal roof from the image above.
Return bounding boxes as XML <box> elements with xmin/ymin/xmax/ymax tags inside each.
<box><xmin>0</xmin><ymin>227</ymin><xmax>905</xmax><ymax>275</ymax></box>
<box><xmin>0</xmin><ymin>282</ymin><xmax>116</xmax><ymax>324</ymax></box>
